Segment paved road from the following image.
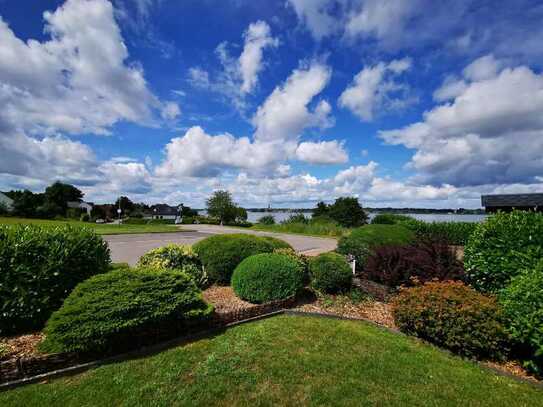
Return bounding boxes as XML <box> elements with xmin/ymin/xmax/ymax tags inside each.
<box><xmin>104</xmin><ymin>225</ymin><xmax>337</xmax><ymax>265</ymax></box>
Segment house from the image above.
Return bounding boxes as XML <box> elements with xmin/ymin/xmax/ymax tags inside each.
<box><xmin>482</xmin><ymin>193</ymin><xmax>543</xmax><ymax>213</ymax></box>
<box><xmin>145</xmin><ymin>204</ymin><xmax>180</xmax><ymax>221</ymax></box>
<box><xmin>0</xmin><ymin>192</ymin><xmax>14</xmax><ymax>211</ymax></box>
<box><xmin>67</xmin><ymin>201</ymin><xmax>94</xmax><ymax>215</ymax></box>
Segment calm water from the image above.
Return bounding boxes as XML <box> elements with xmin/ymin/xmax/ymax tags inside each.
<box><xmin>244</xmin><ymin>211</ymin><xmax>487</xmax><ymax>224</ymax></box>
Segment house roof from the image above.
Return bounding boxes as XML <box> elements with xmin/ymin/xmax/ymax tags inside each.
<box><xmin>149</xmin><ymin>204</ymin><xmax>178</xmax><ymax>216</ymax></box>
<box><xmin>0</xmin><ymin>192</ymin><xmax>14</xmax><ymax>205</ymax></box>
<box><xmin>482</xmin><ymin>193</ymin><xmax>543</xmax><ymax>207</ymax></box>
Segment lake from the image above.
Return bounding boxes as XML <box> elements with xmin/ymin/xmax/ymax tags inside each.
<box><xmin>243</xmin><ymin>211</ymin><xmax>487</xmax><ymax>224</ymax></box>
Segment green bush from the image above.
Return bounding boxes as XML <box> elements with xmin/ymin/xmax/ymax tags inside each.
<box><xmin>193</xmin><ymin>234</ymin><xmax>276</xmax><ymax>283</ymax></box>
<box><xmin>464</xmin><ymin>211</ymin><xmax>543</xmax><ymax>292</ymax></box>
<box><xmin>195</xmin><ymin>215</ymin><xmax>220</xmax><ymax>225</ymax></box>
<box><xmin>123</xmin><ymin>217</ymin><xmax>148</xmax><ymax>225</ymax></box>
<box><xmin>40</xmin><ymin>269</ymin><xmax>213</xmax><ymax>354</ymax></box>
<box><xmin>137</xmin><ymin>244</ymin><xmax>207</xmax><ymax>288</ymax></box>
<box><xmin>0</xmin><ymin>225</ymin><xmax>110</xmax><ymax>335</ymax></box>
<box><xmin>147</xmin><ymin>218</ymin><xmax>175</xmax><ymax>225</ymax></box>
<box><xmin>371</xmin><ymin>213</ymin><xmax>412</xmax><ymax>225</ymax></box>
<box><xmin>309</xmin><ymin>252</ymin><xmax>352</xmax><ymax>293</ymax></box>
<box><xmin>79</xmin><ymin>213</ymin><xmax>90</xmax><ymax>222</ymax></box>
<box><xmin>336</xmin><ymin>225</ymin><xmax>414</xmax><ymax>272</ymax></box>
<box><xmin>500</xmin><ymin>262</ymin><xmax>543</xmax><ymax>375</ymax></box>
<box><xmin>392</xmin><ymin>281</ymin><xmax>509</xmax><ymax>360</ymax></box>
<box><xmin>231</xmin><ymin>253</ymin><xmax>304</xmax><ymax>303</ymax></box>
<box><xmin>258</xmin><ymin>215</ymin><xmax>275</xmax><ymax>225</ymax></box>
<box><xmin>400</xmin><ymin>219</ymin><xmax>478</xmax><ymax>246</ymax></box>
<box><xmin>259</xmin><ymin>236</ymin><xmax>292</xmax><ymax>250</ymax></box>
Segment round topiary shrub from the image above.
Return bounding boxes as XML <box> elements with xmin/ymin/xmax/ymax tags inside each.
<box><xmin>392</xmin><ymin>281</ymin><xmax>510</xmax><ymax>360</ymax></box>
<box><xmin>465</xmin><ymin>210</ymin><xmax>543</xmax><ymax>292</ymax></box>
<box><xmin>231</xmin><ymin>253</ymin><xmax>304</xmax><ymax>303</ymax></box>
<box><xmin>500</xmin><ymin>262</ymin><xmax>543</xmax><ymax>375</ymax></box>
<box><xmin>309</xmin><ymin>252</ymin><xmax>352</xmax><ymax>294</ymax></box>
<box><xmin>259</xmin><ymin>236</ymin><xmax>292</xmax><ymax>250</ymax></box>
<box><xmin>0</xmin><ymin>225</ymin><xmax>111</xmax><ymax>335</ymax></box>
<box><xmin>137</xmin><ymin>244</ymin><xmax>208</xmax><ymax>288</ymax></box>
<box><xmin>193</xmin><ymin>234</ymin><xmax>276</xmax><ymax>284</ymax></box>
<box><xmin>39</xmin><ymin>268</ymin><xmax>213</xmax><ymax>354</ymax></box>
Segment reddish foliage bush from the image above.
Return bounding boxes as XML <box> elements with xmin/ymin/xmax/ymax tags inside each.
<box><xmin>363</xmin><ymin>240</ymin><xmax>465</xmax><ymax>287</ymax></box>
<box><xmin>392</xmin><ymin>281</ymin><xmax>510</xmax><ymax>360</ymax></box>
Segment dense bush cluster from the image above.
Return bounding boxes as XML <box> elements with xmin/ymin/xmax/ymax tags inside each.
<box><xmin>311</xmin><ymin>198</ymin><xmax>368</xmax><ymax>227</ymax></box>
<box><xmin>258</xmin><ymin>215</ymin><xmax>275</xmax><ymax>225</ymax></box>
<box><xmin>309</xmin><ymin>252</ymin><xmax>352</xmax><ymax>294</ymax></box>
<box><xmin>400</xmin><ymin>219</ymin><xmax>478</xmax><ymax>246</ymax></box>
<box><xmin>500</xmin><ymin>261</ymin><xmax>543</xmax><ymax>375</ymax></box>
<box><xmin>0</xmin><ymin>225</ymin><xmax>110</xmax><ymax>335</ymax></box>
<box><xmin>260</xmin><ymin>236</ymin><xmax>293</xmax><ymax>250</ymax></box>
<box><xmin>465</xmin><ymin>211</ymin><xmax>543</xmax><ymax>292</ymax></box>
<box><xmin>137</xmin><ymin>244</ymin><xmax>207</xmax><ymax>288</ymax></box>
<box><xmin>336</xmin><ymin>225</ymin><xmax>414</xmax><ymax>272</ymax></box>
<box><xmin>40</xmin><ymin>269</ymin><xmax>213</xmax><ymax>354</ymax></box>
<box><xmin>371</xmin><ymin>213</ymin><xmax>412</xmax><ymax>225</ymax></box>
<box><xmin>363</xmin><ymin>240</ymin><xmax>465</xmax><ymax>287</ymax></box>
<box><xmin>392</xmin><ymin>281</ymin><xmax>510</xmax><ymax>360</ymax></box>
<box><xmin>231</xmin><ymin>253</ymin><xmax>304</xmax><ymax>303</ymax></box>
<box><xmin>193</xmin><ymin>234</ymin><xmax>283</xmax><ymax>283</ymax></box>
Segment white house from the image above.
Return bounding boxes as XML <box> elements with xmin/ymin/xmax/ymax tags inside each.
<box><xmin>67</xmin><ymin>201</ymin><xmax>93</xmax><ymax>215</ymax></box>
<box><xmin>0</xmin><ymin>192</ymin><xmax>14</xmax><ymax>211</ymax></box>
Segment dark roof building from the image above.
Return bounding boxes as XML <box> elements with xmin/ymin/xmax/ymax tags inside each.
<box><xmin>147</xmin><ymin>204</ymin><xmax>180</xmax><ymax>219</ymax></box>
<box><xmin>482</xmin><ymin>193</ymin><xmax>543</xmax><ymax>213</ymax></box>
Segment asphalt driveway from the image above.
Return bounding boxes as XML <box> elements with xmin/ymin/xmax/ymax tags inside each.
<box><xmin>104</xmin><ymin>224</ymin><xmax>337</xmax><ymax>265</ymax></box>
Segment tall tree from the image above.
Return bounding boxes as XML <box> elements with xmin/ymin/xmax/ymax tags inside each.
<box><xmin>115</xmin><ymin>196</ymin><xmax>134</xmax><ymax>215</ymax></box>
<box><xmin>44</xmin><ymin>181</ymin><xmax>83</xmax><ymax>212</ymax></box>
<box><xmin>312</xmin><ymin>201</ymin><xmax>330</xmax><ymax>218</ymax></box>
<box><xmin>206</xmin><ymin>190</ymin><xmax>237</xmax><ymax>225</ymax></box>
<box><xmin>328</xmin><ymin>197</ymin><xmax>368</xmax><ymax>227</ymax></box>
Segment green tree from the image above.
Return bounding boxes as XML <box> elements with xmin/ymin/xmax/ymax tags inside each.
<box><xmin>44</xmin><ymin>181</ymin><xmax>83</xmax><ymax>213</ymax></box>
<box><xmin>328</xmin><ymin>197</ymin><xmax>367</xmax><ymax>227</ymax></box>
<box><xmin>312</xmin><ymin>201</ymin><xmax>329</xmax><ymax>218</ymax></box>
<box><xmin>12</xmin><ymin>190</ymin><xmax>44</xmax><ymax>218</ymax></box>
<box><xmin>115</xmin><ymin>196</ymin><xmax>135</xmax><ymax>215</ymax></box>
<box><xmin>180</xmin><ymin>205</ymin><xmax>198</xmax><ymax>217</ymax></box>
<box><xmin>206</xmin><ymin>190</ymin><xmax>237</xmax><ymax>225</ymax></box>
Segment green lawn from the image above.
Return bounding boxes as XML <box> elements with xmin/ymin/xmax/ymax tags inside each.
<box><xmin>1</xmin><ymin>315</ymin><xmax>541</xmax><ymax>406</ymax></box>
<box><xmin>0</xmin><ymin>217</ymin><xmax>181</xmax><ymax>235</ymax></box>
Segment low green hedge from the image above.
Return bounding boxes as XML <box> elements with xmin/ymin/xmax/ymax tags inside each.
<box><xmin>309</xmin><ymin>252</ymin><xmax>352</xmax><ymax>293</ymax></box>
<box><xmin>371</xmin><ymin>213</ymin><xmax>412</xmax><ymax>225</ymax></box>
<box><xmin>500</xmin><ymin>262</ymin><xmax>543</xmax><ymax>376</ymax></box>
<box><xmin>40</xmin><ymin>269</ymin><xmax>213</xmax><ymax>354</ymax></box>
<box><xmin>400</xmin><ymin>219</ymin><xmax>478</xmax><ymax>246</ymax></box>
<box><xmin>0</xmin><ymin>225</ymin><xmax>111</xmax><ymax>335</ymax></box>
<box><xmin>465</xmin><ymin>211</ymin><xmax>543</xmax><ymax>292</ymax></box>
<box><xmin>231</xmin><ymin>253</ymin><xmax>304</xmax><ymax>303</ymax></box>
<box><xmin>193</xmin><ymin>234</ymin><xmax>276</xmax><ymax>283</ymax></box>
<box><xmin>392</xmin><ymin>281</ymin><xmax>509</xmax><ymax>360</ymax></box>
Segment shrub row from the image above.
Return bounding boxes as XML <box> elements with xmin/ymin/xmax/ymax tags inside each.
<box><xmin>400</xmin><ymin>219</ymin><xmax>478</xmax><ymax>246</ymax></box>
<box><xmin>371</xmin><ymin>213</ymin><xmax>412</xmax><ymax>225</ymax></box>
<box><xmin>40</xmin><ymin>269</ymin><xmax>213</xmax><ymax>354</ymax></box>
<box><xmin>0</xmin><ymin>225</ymin><xmax>110</xmax><ymax>335</ymax></box>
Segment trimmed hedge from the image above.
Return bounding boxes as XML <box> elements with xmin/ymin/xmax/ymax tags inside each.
<box><xmin>363</xmin><ymin>240</ymin><xmax>465</xmax><ymax>287</ymax></box>
<box><xmin>231</xmin><ymin>253</ymin><xmax>304</xmax><ymax>303</ymax></box>
<box><xmin>465</xmin><ymin>211</ymin><xmax>543</xmax><ymax>292</ymax></box>
<box><xmin>193</xmin><ymin>234</ymin><xmax>276</xmax><ymax>283</ymax></box>
<box><xmin>500</xmin><ymin>262</ymin><xmax>543</xmax><ymax>375</ymax></box>
<box><xmin>0</xmin><ymin>225</ymin><xmax>110</xmax><ymax>335</ymax></box>
<box><xmin>309</xmin><ymin>252</ymin><xmax>352</xmax><ymax>294</ymax></box>
<box><xmin>400</xmin><ymin>219</ymin><xmax>478</xmax><ymax>246</ymax></box>
<box><xmin>40</xmin><ymin>269</ymin><xmax>213</xmax><ymax>354</ymax></box>
<box><xmin>336</xmin><ymin>225</ymin><xmax>414</xmax><ymax>272</ymax></box>
<box><xmin>392</xmin><ymin>281</ymin><xmax>509</xmax><ymax>360</ymax></box>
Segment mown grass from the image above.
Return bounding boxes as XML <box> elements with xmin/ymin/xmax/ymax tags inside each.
<box><xmin>0</xmin><ymin>217</ymin><xmax>180</xmax><ymax>235</ymax></box>
<box><xmin>1</xmin><ymin>315</ymin><xmax>541</xmax><ymax>406</ymax></box>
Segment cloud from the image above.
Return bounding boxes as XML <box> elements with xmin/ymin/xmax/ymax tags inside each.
<box><xmin>161</xmin><ymin>102</ymin><xmax>181</xmax><ymax>120</ymax></box>
<box><xmin>296</xmin><ymin>140</ymin><xmax>348</xmax><ymax>164</ymax></box>
<box><xmin>239</xmin><ymin>21</ymin><xmax>279</xmax><ymax>93</ymax></box>
<box><xmin>338</xmin><ymin>58</ymin><xmax>415</xmax><ymax>121</ymax></box>
<box><xmin>252</xmin><ymin>62</ymin><xmax>333</xmax><ymax>141</ymax></box>
<box><xmin>287</xmin><ymin>0</ymin><xmax>337</xmax><ymax>40</ymax></box>
<box><xmin>187</xmin><ymin>20</ymin><xmax>277</xmax><ymax>110</ymax></box>
<box><xmin>380</xmin><ymin>58</ymin><xmax>543</xmax><ymax>187</ymax></box>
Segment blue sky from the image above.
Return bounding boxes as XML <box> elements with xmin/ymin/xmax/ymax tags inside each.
<box><xmin>0</xmin><ymin>0</ymin><xmax>542</xmax><ymax>208</ymax></box>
